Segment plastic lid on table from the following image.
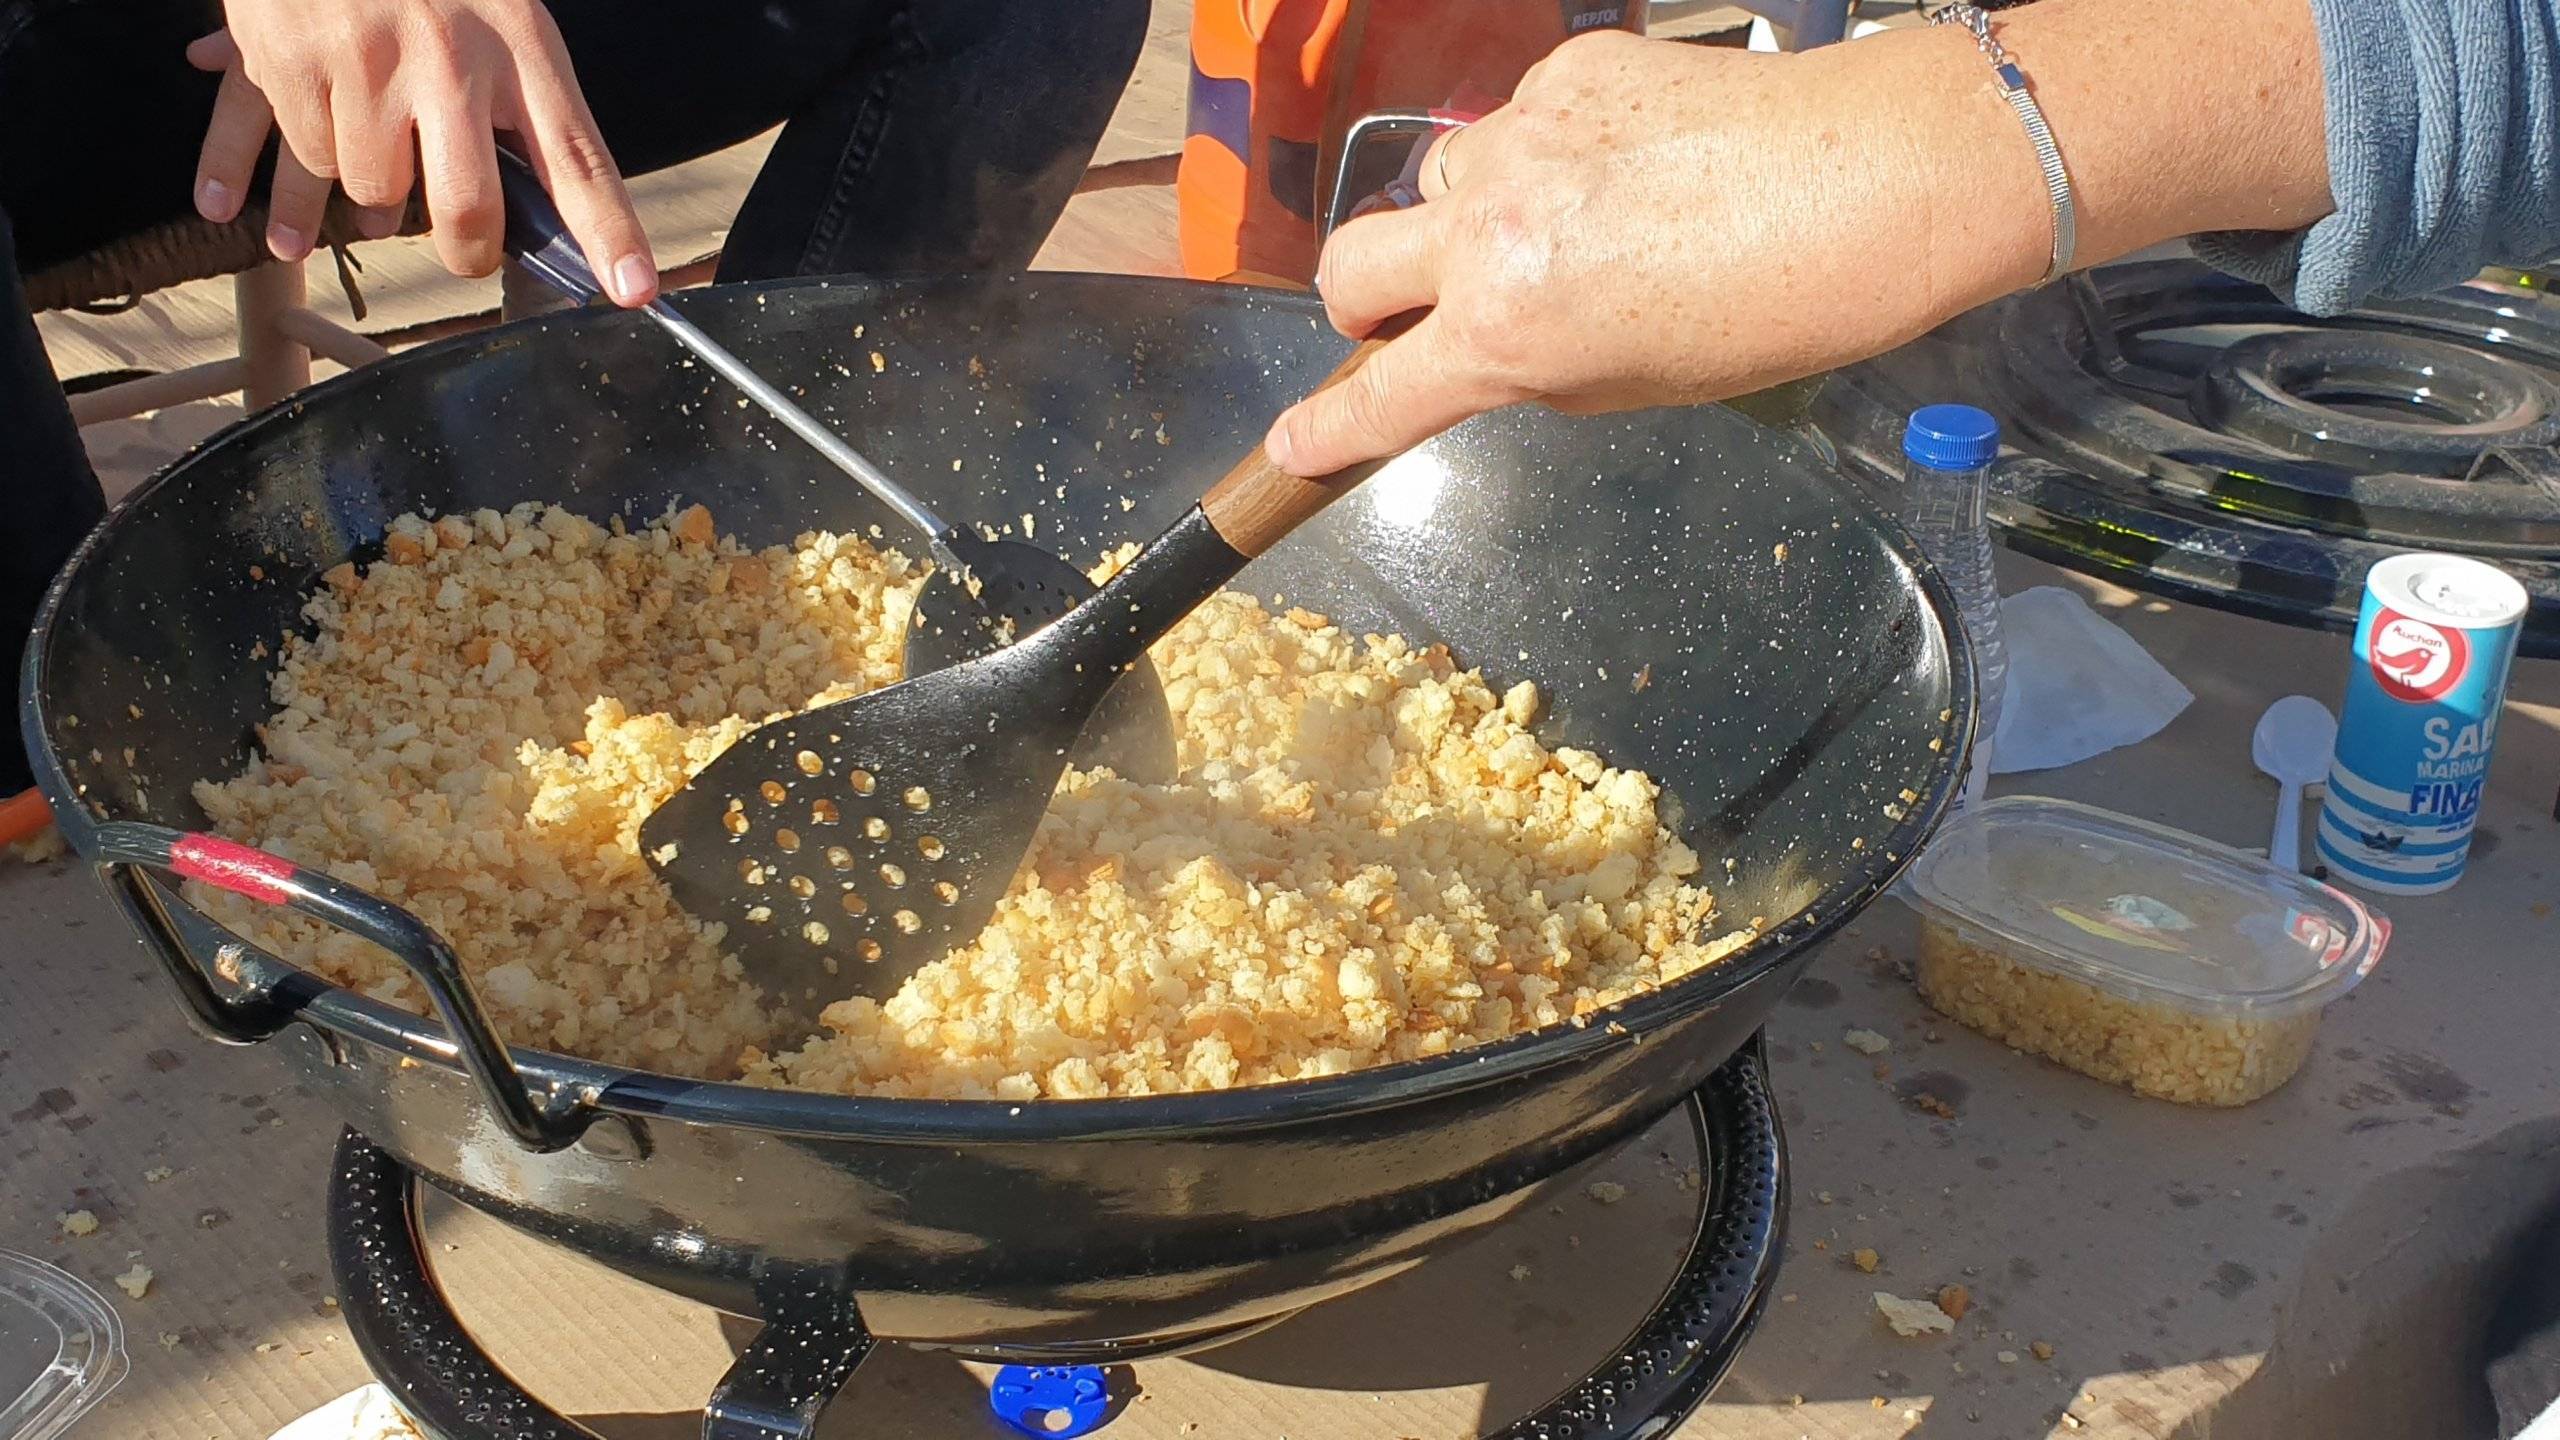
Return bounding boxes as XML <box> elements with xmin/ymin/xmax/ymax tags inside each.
<box><xmin>0</xmin><ymin>1251</ymin><xmax>126</xmax><ymax>1440</ymax></box>
<box><xmin>1902</xmin><ymin>796</ymin><xmax>2390</xmax><ymax>1018</ymax></box>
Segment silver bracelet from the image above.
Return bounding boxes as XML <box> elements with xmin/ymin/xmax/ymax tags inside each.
<box><xmin>1932</xmin><ymin>2</ymin><xmax>2076</xmax><ymax>286</ymax></box>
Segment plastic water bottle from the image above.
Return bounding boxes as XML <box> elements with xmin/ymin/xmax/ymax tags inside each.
<box><xmin>1899</xmin><ymin>404</ymin><xmax>2008</xmax><ymax>810</ymax></box>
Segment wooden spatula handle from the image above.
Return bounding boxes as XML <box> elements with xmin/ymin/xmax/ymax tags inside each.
<box><xmin>1200</xmin><ymin>337</ymin><xmax>1393</xmax><ymax>558</ymax></box>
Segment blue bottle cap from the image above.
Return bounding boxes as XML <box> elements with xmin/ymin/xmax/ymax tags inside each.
<box><xmin>1902</xmin><ymin>404</ymin><xmax>2002</xmax><ymax>470</ymax></box>
<box><xmin>991</xmin><ymin>1364</ymin><xmax>1112</xmax><ymax>1438</ymax></box>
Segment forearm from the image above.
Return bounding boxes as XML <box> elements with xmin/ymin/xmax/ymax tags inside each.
<box><xmin>1798</xmin><ymin>0</ymin><xmax>2333</xmax><ymax>314</ymax></box>
<box><xmin>1267</xmin><ymin>7</ymin><xmax>2346</xmax><ymax>473</ymax></box>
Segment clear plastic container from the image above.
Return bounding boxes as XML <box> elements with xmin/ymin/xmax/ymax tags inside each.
<box><xmin>1901</xmin><ymin>797</ymin><xmax>2390</xmax><ymax>1106</ymax></box>
<box><xmin>0</xmin><ymin>1252</ymin><xmax>126</xmax><ymax>1440</ymax></box>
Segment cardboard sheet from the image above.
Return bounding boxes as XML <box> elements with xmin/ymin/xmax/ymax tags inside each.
<box><xmin>8</xmin><ymin>559</ymin><xmax>2558</xmax><ymax>1440</ymax></box>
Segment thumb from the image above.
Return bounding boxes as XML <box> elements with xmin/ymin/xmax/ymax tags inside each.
<box><xmin>1263</xmin><ymin>314</ymin><xmax>1514</xmax><ymax>477</ymax></box>
<box><xmin>186</xmin><ymin>29</ymin><xmax>242</xmax><ymax>72</ymax></box>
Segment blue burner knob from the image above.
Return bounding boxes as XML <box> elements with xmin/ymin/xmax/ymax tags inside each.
<box><xmin>989</xmin><ymin>1364</ymin><xmax>1111</xmax><ymax>1438</ymax></box>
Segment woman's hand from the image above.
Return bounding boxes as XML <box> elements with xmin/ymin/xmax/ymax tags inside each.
<box><xmin>1266</xmin><ymin>30</ymin><xmax>2046</xmax><ymax>476</ymax></box>
<box><xmin>187</xmin><ymin>0</ymin><xmax>658</xmax><ymax>306</ymax></box>
<box><xmin>1267</xmin><ymin>0</ymin><xmax>2330</xmax><ymax>477</ymax></box>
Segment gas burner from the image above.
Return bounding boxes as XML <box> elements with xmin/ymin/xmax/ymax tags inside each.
<box><xmin>324</xmin><ymin>1044</ymin><xmax>1787</xmax><ymax>1440</ymax></box>
<box><xmin>1813</xmin><ymin>259</ymin><xmax>2560</xmax><ymax>655</ymax></box>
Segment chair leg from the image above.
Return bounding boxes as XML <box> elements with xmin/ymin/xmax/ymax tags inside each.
<box><xmin>236</xmin><ymin>258</ymin><xmax>313</xmax><ymax>410</ymax></box>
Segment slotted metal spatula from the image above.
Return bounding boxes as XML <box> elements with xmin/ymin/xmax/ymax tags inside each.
<box><xmin>493</xmin><ymin>148</ymin><xmax>1177</xmax><ymax>784</ymax></box>
<box><xmin>642</xmin><ymin>339</ymin><xmax>1397</xmax><ymax>1012</ymax></box>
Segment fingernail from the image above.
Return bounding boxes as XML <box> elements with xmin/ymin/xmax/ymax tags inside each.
<box><xmin>358</xmin><ymin>207</ymin><xmax>401</xmax><ymax>240</ymax></box>
<box><xmin>198</xmin><ymin>178</ymin><xmax>235</xmax><ymax>221</ymax></box>
<box><xmin>268</xmin><ymin>224</ymin><xmax>310</xmax><ymax>261</ymax></box>
<box><xmin>612</xmin><ymin>255</ymin><xmax>657</xmax><ymax>305</ymax></box>
<box><xmin>1264</xmin><ymin>420</ymin><xmax>1299</xmax><ymax>473</ymax></box>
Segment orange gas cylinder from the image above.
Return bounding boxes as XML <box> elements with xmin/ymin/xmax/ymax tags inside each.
<box><xmin>1178</xmin><ymin>0</ymin><xmax>1645</xmax><ymax>287</ymax></box>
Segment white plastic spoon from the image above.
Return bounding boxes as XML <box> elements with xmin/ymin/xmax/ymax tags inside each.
<box><xmin>2251</xmin><ymin>695</ymin><xmax>2338</xmax><ymax>872</ymax></box>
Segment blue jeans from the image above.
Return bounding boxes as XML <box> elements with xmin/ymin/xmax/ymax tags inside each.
<box><xmin>0</xmin><ymin>0</ymin><xmax>1147</xmax><ymax>790</ymax></box>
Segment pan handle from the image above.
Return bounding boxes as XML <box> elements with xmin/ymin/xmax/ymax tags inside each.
<box><xmin>93</xmin><ymin>822</ymin><xmax>591</xmax><ymax>1153</ymax></box>
<box><xmin>97</xmin><ymin>858</ymin><xmax>298</xmax><ymax>1045</ymax></box>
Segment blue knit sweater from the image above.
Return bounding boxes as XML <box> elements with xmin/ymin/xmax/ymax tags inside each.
<box><xmin>2191</xmin><ymin>0</ymin><xmax>2560</xmax><ymax>313</ymax></box>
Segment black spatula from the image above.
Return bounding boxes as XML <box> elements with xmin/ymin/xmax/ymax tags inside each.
<box><xmin>641</xmin><ymin>339</ymin><xmax>1397</xmax><ymax>1013</ymax></box>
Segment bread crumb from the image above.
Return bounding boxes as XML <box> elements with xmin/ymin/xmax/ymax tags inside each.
<box><xmin>1876</xmin><ymin>1292</ymin><xmax>1953</xmax><ymax>1337</ymax></box>
<box><xmin>1851</xmin><ymin>1247</ymin><xmax>1881</xmax><ymax>1273</ymax></box>
<box><xmin>193</xmin><ymin>504</ymin><xmax>1748</xmax><ymax>1099</ymax></box>
<box><xmin>113</xmin><ymin>1263</ymin><xmax>152</xmax><ymax>1299</ymax></box>
<box><xmin>1843</xmin><ymin>1027</ymin><xmax>1892</xmax><ymax>1056</ymax></box>
<box><xmin>1918</xmin><ymin>917</ymin><xmax>2314</xmax><ymax>1105</ymax></box>
<box><xmin>59</xmin><ymin>1210</ymin><xmax>98</xmax><ymax>1238</ymax></box>
<box><xmin>143</xmin><ymin>1166</ymin><xmax>174</xmax><ymax>1183</ymax></box>
<box><xmin>1509</xmin><ymin>1264</ymin><xmax>1532</xmax><ymax>1281</ymax></box>
<box><xmin>1997</xmin><ymin>1350</ymin><xmax>2020</xmax><ymax>1365</ymax></box>
<box><xmin>158</xmin><ymin>1332</ymin><xmax>183</xmax><ymax>1349</ymax></box>
<box><xmin>255</xmin><ymin>1342</ymin><xmax>281</xmax><ymax>1355</ymax></box>
<box><xmin>2032</xmin><ymin>1340</ymin><xmax>2057</xmax><ymax>1361</ymax></box>
<box><xmin>1585</xmin><ymin>1180</ymin><xmax>1627</xmax><ymax>1205</ymax></box>
<box><xmin>1937</xmin><ymin>1283</ymin><xmax>1970</xmax><ymax>1320</ymax></box>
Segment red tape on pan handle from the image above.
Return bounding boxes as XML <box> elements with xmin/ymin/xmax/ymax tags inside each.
<box><xmin>170</xmin><ymin>834</ymin><xmax>298</xmax><ymax>905</ymax></box>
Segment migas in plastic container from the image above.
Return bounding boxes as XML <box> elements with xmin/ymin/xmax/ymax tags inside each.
<box><xmin>1902</xmin><ymin>797</ymin><xmax>2389</xmax><ymax>1106</ymax></box>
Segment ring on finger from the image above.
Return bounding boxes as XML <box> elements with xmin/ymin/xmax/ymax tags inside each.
<box><xmin>1430</xmin><ymin>130</ymin><xmax>1460</xmax><ymax>194</ymax></box>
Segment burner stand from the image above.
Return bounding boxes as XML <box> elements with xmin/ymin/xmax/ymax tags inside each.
<box><xmin>326</xmin><ymin>1043</ymin><xmax>1787</xmax><ymax>1440</ymax></box>
<box><xmin>1812</xmin><ymin>260</ymin><xmax>2560</xmax><ymax>651</ymax></box>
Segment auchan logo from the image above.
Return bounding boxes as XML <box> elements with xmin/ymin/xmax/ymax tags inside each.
<box><xmin>2369</xmin><ymin>608</ymin><xmax>2469</xmax><ymax>702</ymax></box>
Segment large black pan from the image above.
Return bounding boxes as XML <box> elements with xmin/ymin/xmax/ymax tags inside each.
<box><xmin>20</xmin><ymin>275</ymin><xmax>1969</xmax><ymax>1429</ymax></box>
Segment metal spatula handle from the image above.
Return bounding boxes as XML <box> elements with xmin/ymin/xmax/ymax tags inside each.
<box><xmin>493</xmin><ymin>148</ymin><xmax>960</xmax><ymax>567</ymax></box>
<box><xmin>1199</xmin><ymin>337</ymin><xmax>1394</xmax><ymax>556</ymax></box>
